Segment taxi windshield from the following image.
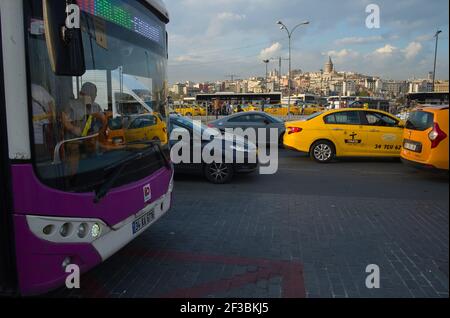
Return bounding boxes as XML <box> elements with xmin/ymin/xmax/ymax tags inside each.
<box><xmin>25</xmin><ymin>0</ymin><xmax>169</xmax><ymax>192</ymax></box>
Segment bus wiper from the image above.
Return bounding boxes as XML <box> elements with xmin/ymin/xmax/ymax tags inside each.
<box><xmin>93</xmin><ymin>142</ymin><xmax>170</xmax><ymax>204</ymax></box>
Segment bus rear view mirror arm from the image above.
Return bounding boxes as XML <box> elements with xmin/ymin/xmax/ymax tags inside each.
<box><xmin>52</xmin><ymin>134</ymin><xmax>99</xmax><ymax>165</ymax></box>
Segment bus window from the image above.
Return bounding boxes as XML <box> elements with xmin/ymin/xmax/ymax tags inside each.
<box><xmin>26</xmin><ymin>0</ymin><xmax>169</xmax><ymax>191</ymax></box>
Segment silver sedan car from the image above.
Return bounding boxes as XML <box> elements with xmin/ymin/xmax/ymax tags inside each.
<box><xmin>208</xmin><ymin>111</ymin><xmax>286</xmax><ymax>146</ymax></box>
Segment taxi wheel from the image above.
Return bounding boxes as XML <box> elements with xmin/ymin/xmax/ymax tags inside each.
<box><xmin>186</xmin><ymin>112</ymin><xmax>192</xmax><ymax>117</ymax></box>
<box><xmin>311</xmin><ymin>140</ymin><xmax>335</xmax><ymax>163</ymax></box>
<box><xmin>204</xmin><ymin>162</ymin><xmax>234</xmax><ymax>184</ymax></box>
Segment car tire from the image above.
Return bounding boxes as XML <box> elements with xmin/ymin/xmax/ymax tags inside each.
<box><xmin>279</xmin><ymin>134</ymin><xmax>285</xmax><ymax>149</ymax></box>
<box><xmin>186</xmin><ymin>112</ymin><xmax>192</xmax><ymax>117</ymax></box>
<box><xmin>204</xmin><ymin>162</ymin><xmax>234</xmax><ymax>184</ymax></box>
<box><xmin>310</xmin><ymin>140</ymin><xmax>335</xmax><ymax>163</ymax></box>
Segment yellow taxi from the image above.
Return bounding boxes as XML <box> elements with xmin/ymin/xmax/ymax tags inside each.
<box><xmin>175</xmin><ymin>105</ymin><xmax>201</xmax><ymax>116</ymax></box>
<box><xmin>125</xmin><ymin>113</ymin><xmax>168</xmax><ymax>145</ymax></box>
<box><xmin>265</xmin><ymin>104</ymin><xmax>301</xmax><ymax>116</ymax></box>
<box><xmin>299</xmin><ymin>104</ymin><xmax>325</xmax><ymax>115</ymax></box>
<box><xmin>196</xmin><ymin>105</ymin><xmax>207</xmax><ymax>116</ymax></box>
<box><xmin>98</xmin><ymin>112</ymin><xmax>126</xmax><ymax>150</ymax></box>
<box><xmin>401</xmin><ymin>105</ymin><xmax>449</xmax><ymax>171</ymax></box>
<box><xmin>284</xmin><ymin>108</ymin><xmax>405</xmax><ymax>163</ymax></box>
<box><xmin>242</xmin><ymin>104</ymin><xmax>261</xmax><ymax>112</ymax></box>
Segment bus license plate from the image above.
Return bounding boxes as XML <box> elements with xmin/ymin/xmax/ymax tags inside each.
<box><xmin>132</xmin><ymin>210</ymin><xmax>155</xmax><ymax>235</ymax></box>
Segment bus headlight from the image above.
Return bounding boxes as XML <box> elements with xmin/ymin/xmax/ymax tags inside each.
<box><xmin>91</xmin><ymin>223</ymin><xmax>102</xmax><ymax>239</ymax></box>
<box><xmin>60</xmin><ymin>223</ymin><xmax>72</xmax><ymax>237</ymax></box>
<box><xmin>78</xmin><ymin>223</ymin><xmax>88</xmax><ymax>238</ymax></box>
<box><xmin>27</xmin><ymin>216</ymin><xmax>109</xmax><ymax>244</ymax></box>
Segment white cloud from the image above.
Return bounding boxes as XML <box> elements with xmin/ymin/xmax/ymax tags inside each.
<box><xmin>207</xmin><ymin>12</ymin><xmax>247</xmax><ymax>36</ymax></box>
<box><xmin>403</xmin><ymin>42</ymin><xmax>422</xmax><ymax>59</ymax></box>
<box><xmin>415</xmin><ymin>34</ymin><xmax>434</xmax><ymax>42</ymax></box>
<box><xmin>174</xmin><ymin>55</ymin><xmax>198</xmax><ymax>63</ymax></box>
<box><xmin>327</xmin><ymin>49</ymin><xmax>360</xmax><ymax>60</ymax></box>
<box><xmin>259</xmin><ymin>42</ymin><xmax>282</xmax><ymax>60</ymax></box>
<box><xmin>375</xmin><ymin>44</ymin><xmax>398</xmax><ymax>54</ymax></box>
<box><xmin>217</xmin><ymin>12</ymin><xmax>246</xmax><ymax>21</ymax></box>
<box><xmin>334</xmin><ymin>36</ymin><xmax>384</xmax><ymax>46</ymax></box>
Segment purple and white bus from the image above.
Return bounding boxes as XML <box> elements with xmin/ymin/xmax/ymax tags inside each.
<box><xmin>0</xmin><ymin>0</ymin><xmax>173</xmax><ymax>295</ymax></box>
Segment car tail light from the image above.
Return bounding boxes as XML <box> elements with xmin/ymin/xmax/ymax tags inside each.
<box><xmin>428</xmin><ymin>123</ymin><xmax>447</xmax><ymax>149</ymax></box>
<box><xmin>288</xmin><ymin>127</ymin><xmax>303</xmax><ymax>134</ymax></box>
<box><xmin>207</xmin><ymin>123</ymin><xmax>215</xmax><ymax>128</ymax></box>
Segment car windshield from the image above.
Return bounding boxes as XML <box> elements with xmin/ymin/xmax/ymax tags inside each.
<box><xmin>305</xmin><ymin>112</ymin><xmax>324</xmax><ymax>121</ymax></box>
<box><xmin>406</xmin><ymin>111</ymin><xmax>434</xmax><ymax>131</ymax></box>
<box><xmin>266</xmin><ymin>114</ymin><xmax>283</xmax><ymax>123</ymax></box>
<box><xmin>173</xmin><ymin>116</ymin><xmax>220</xmax><ymax>136</ymax></box>
<box><xmin>26</xmin><ymin>0</ymin><xmax>169</xmax><ymax>192</ymax></box>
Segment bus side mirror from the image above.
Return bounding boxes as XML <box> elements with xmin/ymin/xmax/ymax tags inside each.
<box><xmin>43</xmin><ymin>0</ymin><xmax>86</xmax><ymax>76</ymax></box>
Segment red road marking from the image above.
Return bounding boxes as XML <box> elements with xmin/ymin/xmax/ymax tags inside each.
<box><xmin>120</xmin><ymin>247</ymin><xmax>306</xmax><ymax>298</ymax></box>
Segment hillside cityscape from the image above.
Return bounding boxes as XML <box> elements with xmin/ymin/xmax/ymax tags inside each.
<box><xmin>169</xmin><ymin>56</ymin><xmax>449</xmax><ymax>102</ymax></box>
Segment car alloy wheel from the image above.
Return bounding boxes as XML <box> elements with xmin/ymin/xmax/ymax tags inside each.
<box><xmin>311</xmin><ymin>141</ymin><xmax>335</xmax><ymax>163</ymax></box>
<box><xmin>205</xmin><ymin>162</ymin><xmax>233</xmax><ymax>184</ymax></box>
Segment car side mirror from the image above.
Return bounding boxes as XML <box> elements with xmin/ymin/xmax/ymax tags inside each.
<box><xmin>264</xmin><ymin>120</ymin><xmax>270</xmax><ymax>125</ymax></box>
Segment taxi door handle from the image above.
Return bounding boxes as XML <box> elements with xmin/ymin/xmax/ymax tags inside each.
<box><xmin>369</xmin><ymin>129</ymin><xmax>381</xmax><ymax>132</ymax></box>
<box><xmin>332</xmin><ymin>128</ymin><xmax>344</xmax><ymax>131</ymax></box>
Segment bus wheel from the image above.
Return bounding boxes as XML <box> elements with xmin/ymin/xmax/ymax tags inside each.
<box><xmin>310</xmin><ymin>140</ymin><xmax>335</xmax><ymax>163</ymax></box>
<box><xmin>204</xmin><ymin>162</ymin><xmax>234</xmax><ymax>184</ymax></box>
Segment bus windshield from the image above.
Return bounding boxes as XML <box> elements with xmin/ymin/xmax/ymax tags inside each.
<box><xmin>25</xmin><ymin>0</ymin><xmax>169</xmax><ymax>192</ymax></box>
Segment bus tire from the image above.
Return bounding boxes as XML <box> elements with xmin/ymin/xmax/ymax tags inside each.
<box><xmin>310</xmin><ymin>140</ymin><xmax>335</xmax><ymax>163</ymax></box>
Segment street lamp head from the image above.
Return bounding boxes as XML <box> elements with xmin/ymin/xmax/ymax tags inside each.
<box><xmin>302</xmin><ymin>21</ymin><xmax>310</xmax><ymax>25</ymax></box>
<box><xmin>276</xmin><ymin>21</ymin><xmax>283</xmax><ymax>25</ymax></box>
<box><xmin>436</xmin><ymin>30</ymin><xmax>442</xmax><ymax>36</ymax></box>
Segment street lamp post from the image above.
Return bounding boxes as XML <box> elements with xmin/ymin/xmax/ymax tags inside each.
<box><xmin>432</xmin><ymin>30</ymin><xmax>442</xmax><ymax>92</ymax></box>
<box><xmin>263</xmin><ymin>59</ymin><xmax>270</xmax><ymax>93</ymax></box>
<box><xmin>277</xmin><ymin>20</ymin><xmax>309</xmax><ymax>116</ymax></box>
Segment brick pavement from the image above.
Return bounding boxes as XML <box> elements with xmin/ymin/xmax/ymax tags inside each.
<box><xmin>49</xmin><ymin>187</ymin><xmax>449</xmax><ymax>298</ymax></box>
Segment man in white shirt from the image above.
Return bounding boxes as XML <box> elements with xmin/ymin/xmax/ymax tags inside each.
<box><xmin>31</xmin><ymin>84</ymin><xmax>55</xmax><ymax>161</ymax></box>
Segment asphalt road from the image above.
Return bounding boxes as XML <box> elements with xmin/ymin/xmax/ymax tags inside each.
<box><xmin>51</xmin><ymin>149</ymin><xmax>449</xmax><ymax>298</ymax></box>
<box><xmin>175</xmin><ymin>149</ymin><xmax>449</xmax><ymax>200</ymax></box>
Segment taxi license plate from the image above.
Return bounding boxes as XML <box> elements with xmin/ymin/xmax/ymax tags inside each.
<box><xmin>132</xmin><ymin>210</ymin><xmax>155</xmax><ymax>235</ymax></box>
<box><xmin>404</xmin><ymin>142</ymin><xmax>421</xmax><ymax>153</ymax></box>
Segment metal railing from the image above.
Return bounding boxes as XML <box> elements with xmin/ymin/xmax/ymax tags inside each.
<box><xmin>187</xmin><ymin>115</ymin><xmax>308</xmax><ymax>123</ymax></box>
<box><xmin>53</xmin><ymin>134</ymin><xmax>99</xmax><ymax>165</ymax></box>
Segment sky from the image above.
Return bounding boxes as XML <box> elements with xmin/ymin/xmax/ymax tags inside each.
<box><xmin>164</xmin><ymin>0</ymin><xmax>449</xmax><ymax>84</ymax></box>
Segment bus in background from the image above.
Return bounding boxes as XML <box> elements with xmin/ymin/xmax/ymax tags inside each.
<box><xmin>406</xmin><ymin>92</ymin><xmax>449</xmax><ymax>106</ymax></box>
<box><xmin>328</xmin><ymin>96</ymin><xmax>390</xmax><ymax>112</ymax></box>
<box><xmin>281</xmin><ymin>94</ymin><xmax>321</xmax><ymax>106</ymax></box>
<box><xmin>0</xmin><ymin>0</ymin><xmax>173</xmax><ymax>295</ymax></box>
